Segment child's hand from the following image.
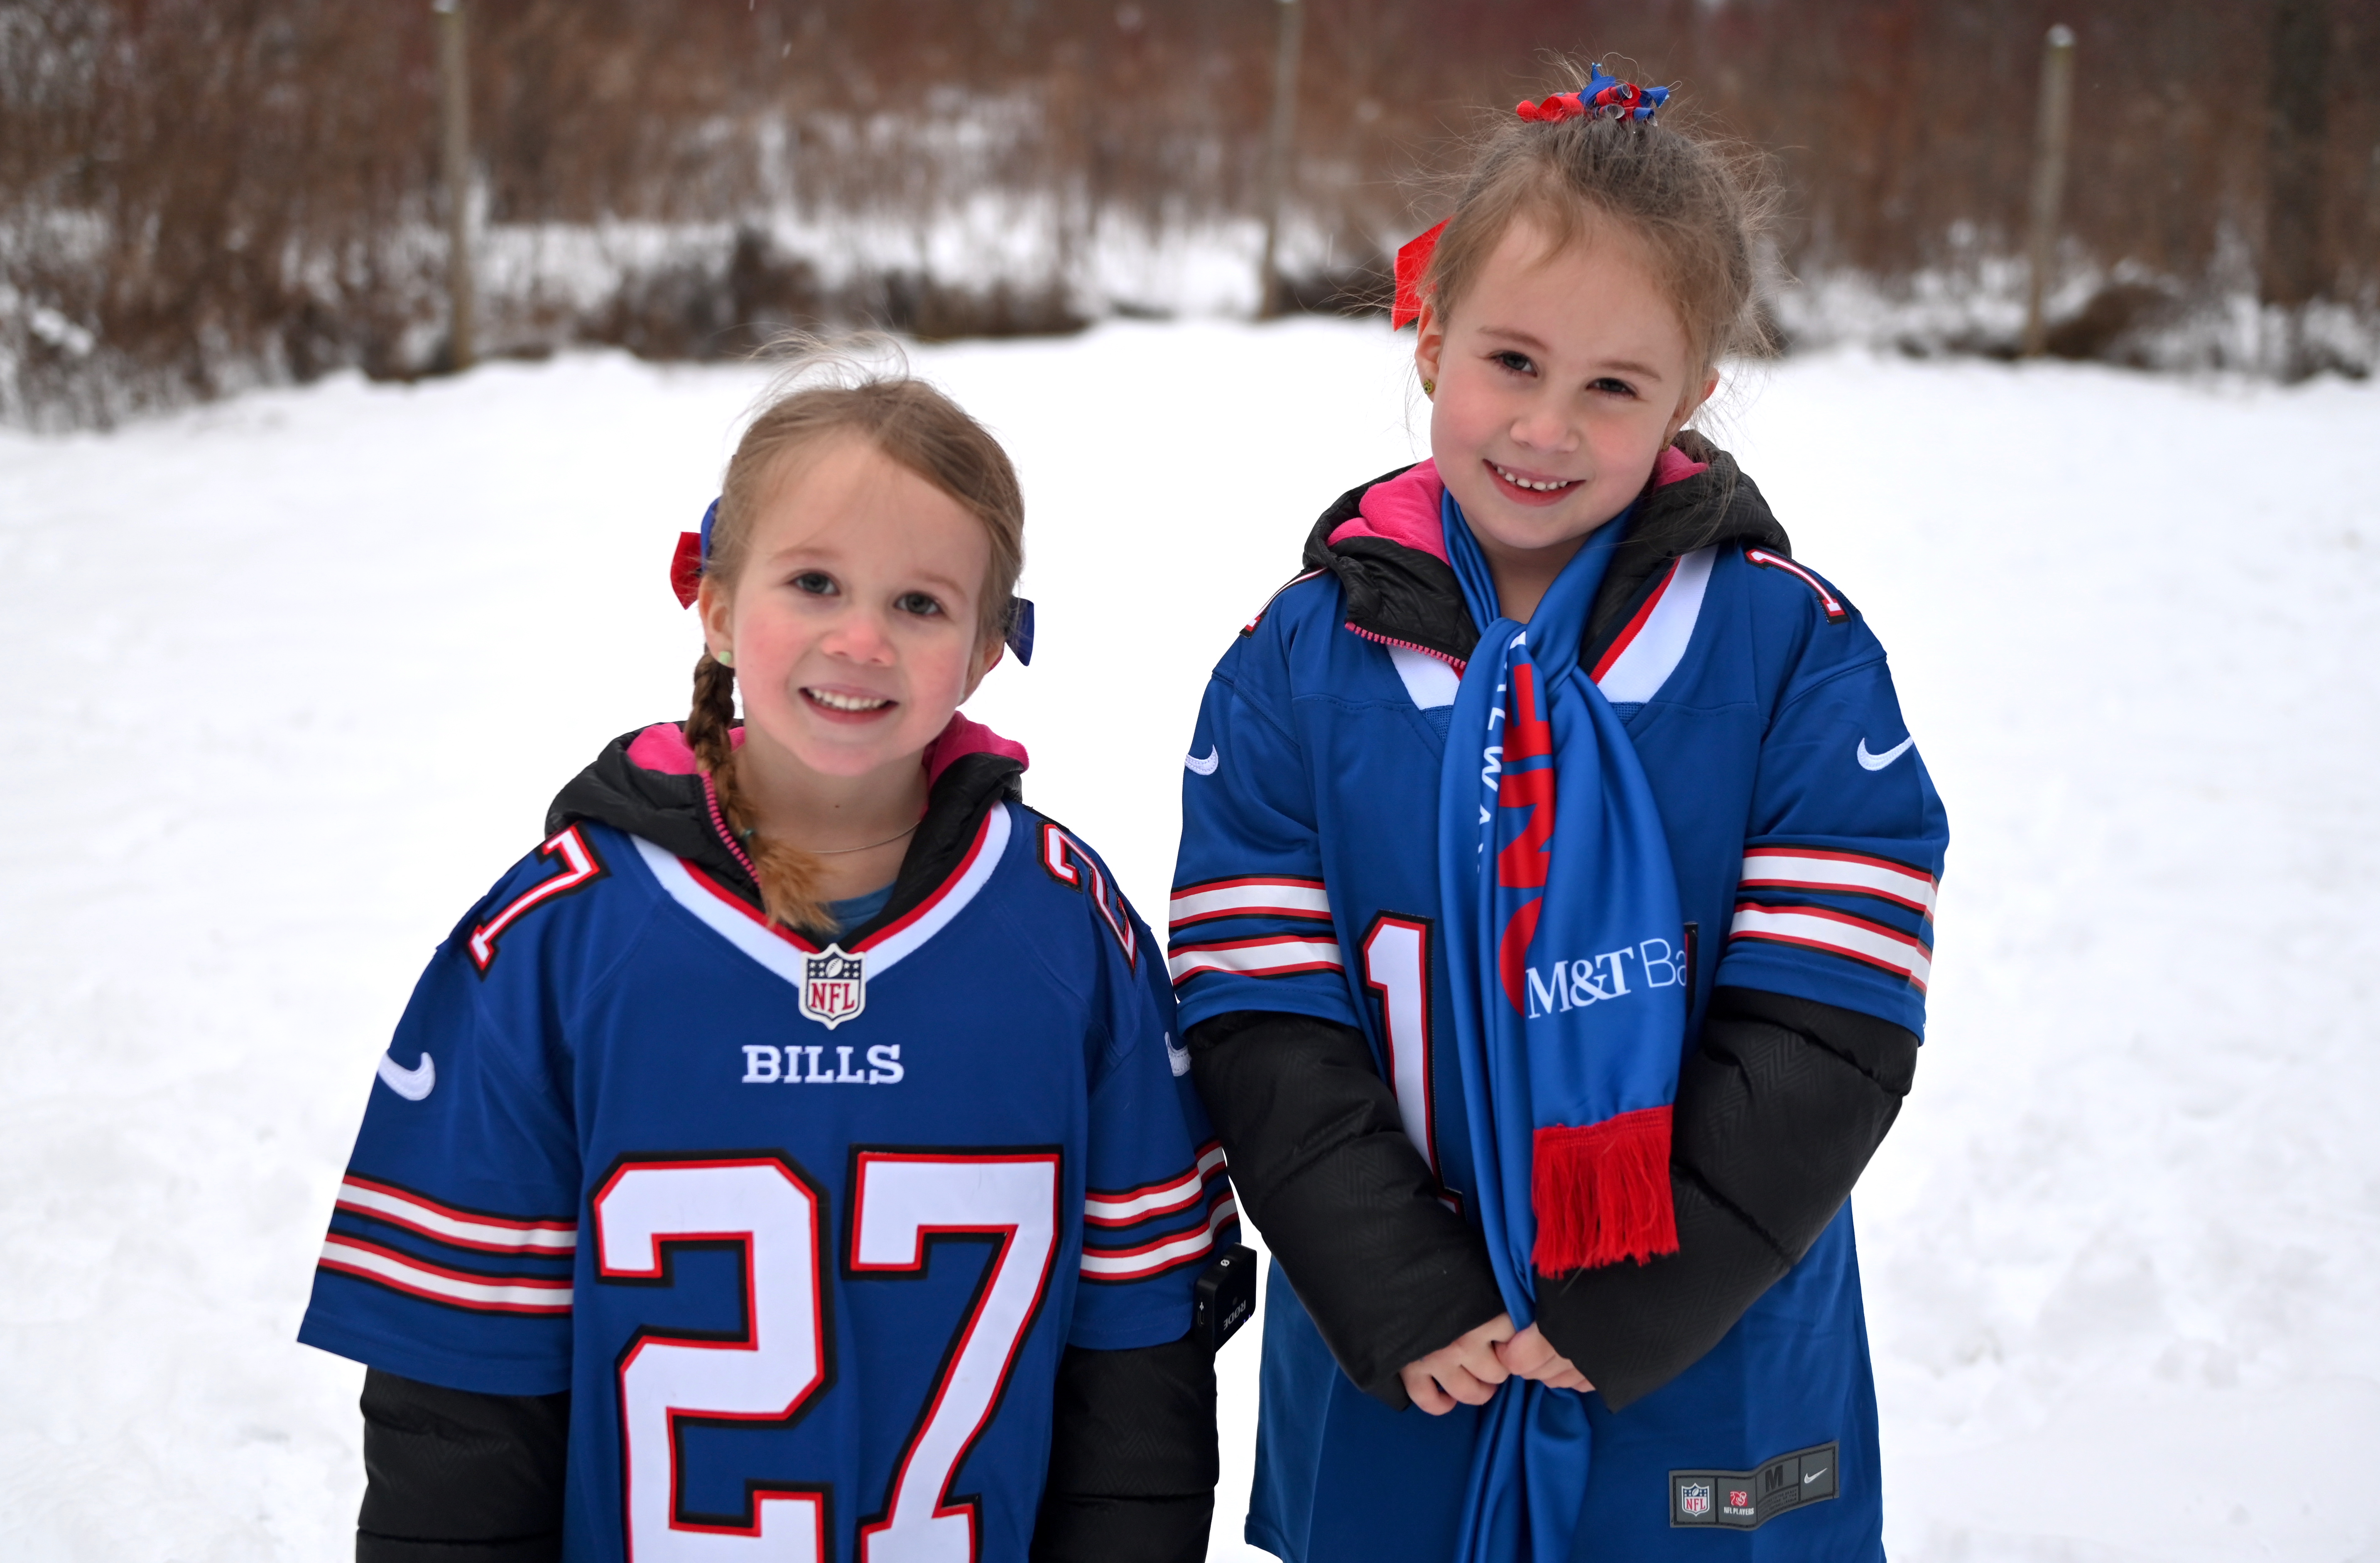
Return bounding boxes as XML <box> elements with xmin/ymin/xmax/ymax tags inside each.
<box><xmin>1495</xmin><ymin>1323</ymin><xmax>1593</xmax><ymax>1393</ymax></box>
<box><xmin>1400</xmin><ymin>1313</ymin><xmax>1516</xmax><ymax>1414</ymax></box>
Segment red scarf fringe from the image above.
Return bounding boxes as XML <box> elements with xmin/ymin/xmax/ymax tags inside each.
<box><xmin>1530</xmin><ymin>1106</ymin><xmax>1679</xmax><ymax>1273</ymax></box>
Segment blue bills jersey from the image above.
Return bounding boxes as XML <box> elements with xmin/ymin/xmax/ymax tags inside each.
<box><xmin>300</xmin><ymin>802</ymin><xmax>1233</xmax><ymax>1563</ymax></box>
<box><xmin>1172</xmin><ymin>541</ymin><xmax>1946</xmax><ymax>1563</ymax></box>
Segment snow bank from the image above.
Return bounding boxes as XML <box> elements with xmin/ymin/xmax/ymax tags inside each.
<box><xmin>0</xmin><ymin>323</ymin><xmax>2373</xmax><ymax>1560</ymax></box>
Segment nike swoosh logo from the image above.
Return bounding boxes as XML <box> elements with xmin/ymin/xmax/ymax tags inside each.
<box><xmin>1164</xmin><ymin>1032</ymin><xmax>1192</xmax><ymax>1078</ymax></box>
<box><xmin>1856</xmin><ymin>736</ymin><xmax>1916</xmax><ymax>771</ymax></box>
<box><xmin>376</xmin><ymin>1050</ymin><xmax>436</xmax><ymax>1101</ymax></box>
<box><xmin>1184</xmin><ymin>746</ymin><xmax>1219</xmax><ymax>776</ymax></box>
<box><xmin>1804</xmin><ymin>1468</ymin><xmax>1827</xmax><ymax>1484</ymax></box>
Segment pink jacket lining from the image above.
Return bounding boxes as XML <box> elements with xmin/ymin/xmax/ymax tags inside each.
<box><xmin>624</xmin><ymin>712</ymin><xmax>1028</xmax><ymax>788</ymax></box>
<box><xmin>1326</xmin><ymin>447</ymin><xmax>1710</xmax><ymax>561</ymax></box>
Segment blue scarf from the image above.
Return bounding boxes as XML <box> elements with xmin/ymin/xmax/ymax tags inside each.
<box><xmin>1435</xmin><ymin>491</ymin><xmax>1687</xmax><ymax>1563</ymax></box>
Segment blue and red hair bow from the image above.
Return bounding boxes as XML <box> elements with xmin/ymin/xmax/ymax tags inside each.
<box><xmin>1390</xmin><ymin>67</ymin><xmax>1671</xmax><ymax>329</ymax></box>
<box><xmin>1517</xmin><ymin>64</ymin><xmax>1669</xmax><ymax>125</ymax></box>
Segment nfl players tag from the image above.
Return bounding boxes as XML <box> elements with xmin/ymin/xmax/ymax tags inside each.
<box><xmin>801</xmin><ymin>944</ymin><xmax>866</xmax><ymax>1029</ymax></box>
<box><xmin>1670</xmin><ymin>1441</ymin><xmax>1838</xmax><ymax>1529</ymax></box>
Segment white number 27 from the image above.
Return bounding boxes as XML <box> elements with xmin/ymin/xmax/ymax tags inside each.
<box><xmin>595</xmin><ymin>1151</ymin><xmax>1060</xmax><ymax>1561</ymax></box>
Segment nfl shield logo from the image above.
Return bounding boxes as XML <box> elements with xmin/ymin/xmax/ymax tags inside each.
<box><xmin>801</xmin><ymin>944</ymin><xmax>866</xmax><ymax>1029</ymax></box>
<box><xmin>1679</xmin><ymin>1482</ymin><xmax>1711</xmax><ymax>1518</ymax></box>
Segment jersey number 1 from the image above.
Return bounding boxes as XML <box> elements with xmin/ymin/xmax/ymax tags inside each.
<box><xmin>1362</xmin><ymin>915</ymin><xmax>1439</xmax><ymax>1177</ymax></box>
<box><xmin>594</xmin><ymin>1152</ymin><xmax>1060</xmax><ymax>1562</ymax></box>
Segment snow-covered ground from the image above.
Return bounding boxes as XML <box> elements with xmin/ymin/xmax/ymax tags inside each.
<box><xmin>1</xmin><ymin>321</ymin><xmax>2374</xmax><ymax>1561</ymax></box>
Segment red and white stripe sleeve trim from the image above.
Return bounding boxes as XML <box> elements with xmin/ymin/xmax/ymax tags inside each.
<box><xmin>1168</xmin><ymin>876</ymin><xmax>1332</xmax><ymax>932</ymax></box>
<box><xmin>1728</xmin><ymin>901</ymin><xmax>1931</xmax><ymax>991</ymax></box>
<box><xmin>317</xmin><ymin>1235</ymin><xmax>574</xmax><ymax>1314</ymax></box>
<box><xmin>1167</xmin><ymin>934</ymin><xmax>1344</xmax><ymax>985</ymax></box>
<box><xmin>1084</xmin><ymin>1143</ymin><xmax>1227</xmax><ymax>1228</ymax></box>
<box><xmin>336</xmin><ymin>1176</ymin><xmax>578</xmax><ymax>1254</ymax></box>
<box><xmin>1739</xmin><ymin>847</ymin><xmax>1937</xmax><ymax>916</ymax></box>
<box><xmin>1744</xmin><ymin>549</ymin><xmax>1849</xmax><ymax>621</ymax></box>
<box><xmin>1080</xmin><ymin>1194</ymin><xmax>1240</xmax><ymax>1281</ymax></box>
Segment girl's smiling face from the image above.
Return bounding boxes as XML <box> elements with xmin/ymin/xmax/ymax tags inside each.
<box><xmin>1416</xmin><ymin>217</ymin><xmax>1716</xmax><ymax>616</ymax></box>
<box><xmin>698</xmin><ymin>432</ymin><xmax>997</xmax><ymax>784</ymax></box>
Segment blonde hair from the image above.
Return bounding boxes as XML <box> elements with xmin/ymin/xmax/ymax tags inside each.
<box><xmin>1420</xmin><ymin>62</ymin><xmax>1781</xmax><ymax>380</ymax></box>
<box><xmin>689</xmin><ymin>353</ymin><xmax>1025</xmax><ymax>932</ymax></box>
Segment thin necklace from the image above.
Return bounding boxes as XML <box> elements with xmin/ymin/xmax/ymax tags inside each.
<box><xmin>755</xmin><ymin>821</ymin><xmax>920</xmax><ymax>856</ymax></box>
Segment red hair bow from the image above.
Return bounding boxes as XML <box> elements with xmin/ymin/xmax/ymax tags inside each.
<box><xmin>1516</xmin><ymin>91</ymin><xmax>1589</xmax><ymax>123</ymax></box>
<box><xmin>1391</xmin><ymin>219</ymin><xmax>1446</xmax><ymax>331</ymax></box>
<box><xmin>669</xmin><ymin>531</ymin><xmax>703</xmax><ymax>607</ymax></box>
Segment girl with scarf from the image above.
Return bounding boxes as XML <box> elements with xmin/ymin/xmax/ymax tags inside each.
<box><xmin>1171</xmin><ymin>66</ymin><xmax>1946</xmax><ymax>1563</ymax></box>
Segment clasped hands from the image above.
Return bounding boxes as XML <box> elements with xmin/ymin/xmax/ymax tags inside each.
<box><xmin>1399</xmin><ymin>1313</ymin><xmax>1592</xmax><ymax>1415</ymax></box>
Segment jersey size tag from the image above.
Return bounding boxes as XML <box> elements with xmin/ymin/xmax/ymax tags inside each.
<box><xmin>800</xmin><ymin>944</ymin><xmax>866</xmax><ymax>1029</ymax></box>
<box><xmin>1671</xmin><ymin>1441</ymin><xmax>1838</xmax><ymax>1529</ymax></box>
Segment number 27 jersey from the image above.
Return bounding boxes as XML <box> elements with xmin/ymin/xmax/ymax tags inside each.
<box><xmin>298</xmin><ymin>799</ymin><xmax>1233</xmax><ymax>1563</ymax></box>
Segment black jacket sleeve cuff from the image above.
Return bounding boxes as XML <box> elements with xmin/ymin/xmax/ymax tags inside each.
<box><xmin>1536</xmin><ymin>987</ymin><xmax>1918</xmax><ymax>1410</ymax></box>
<box><xmin>357</xmin><ymin>1369</ymin><xmax>568</xmax><ymax>1562</ymax></box>
<box><xmin>1187</xmin><ymin>1010</ymin><xmax>1506</xmax><ymax>1407</ymax></box>
<box><xmin>1030</xmin><ymin>1331</ymin><xmax>1217</xmax><ymax>1563</ymax></box>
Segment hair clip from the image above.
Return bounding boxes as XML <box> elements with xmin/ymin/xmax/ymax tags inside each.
<box><xmin>669</xmin><ymin>497</ymin><xmax>719</xmax><ymax>608</ymax></box>
<box><xmin>1005</xmin><ymin>597</ymin><xmax>1035</xmax><ymax>665</ymax></box>
<box><xmin>1517</xmin><ymin>65</ymin><xmax>1670</xmax><ymax>125</ymax></box>
<box><xmin>1391</xmin><ymin>219</ymin><xmax>1448</xmax><ymax>331</ymax></box>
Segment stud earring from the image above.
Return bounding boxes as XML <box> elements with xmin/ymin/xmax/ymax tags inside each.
<box><xmin>715</xmin><ymin>648</ymin><xmax>735</xmax><ymax>668</ymax></box>
<box><xmin>1422</xmin><ymin>378</ymin><xmax>1436</xmax><ymax>397</ymax></box>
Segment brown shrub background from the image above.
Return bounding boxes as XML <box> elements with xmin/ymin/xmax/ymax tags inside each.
<box><xmin>2</xmin><ymin>0</ymin><xmax>2373</xmax><ymax>422</ymax></box>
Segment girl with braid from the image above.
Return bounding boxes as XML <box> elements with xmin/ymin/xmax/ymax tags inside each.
<box><xmin>301</xmin><ymin>362</ymin><xmax>1235</xmax><ymax>1563</ymax></box>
